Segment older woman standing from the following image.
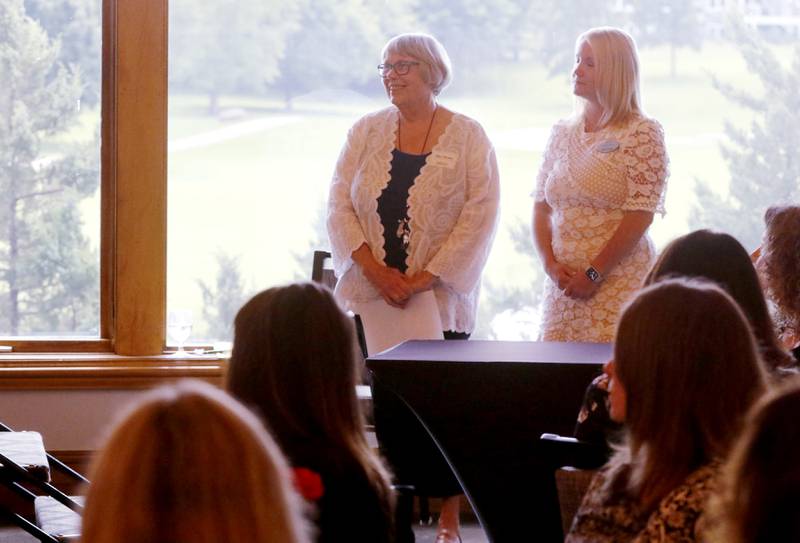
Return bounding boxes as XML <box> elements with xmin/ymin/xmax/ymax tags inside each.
<box><xmin>327</xmin><ymin>33</ymin><xmax>499</xmax><ymax>543</ymax></box>
<box><xmin>533</xmin><ymin>27</ymin><xmax>669</xmax><ymax>342</ymax></box>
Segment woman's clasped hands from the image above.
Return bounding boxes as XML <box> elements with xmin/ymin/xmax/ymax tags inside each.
<box><xmin>363</xmin><ymin>261</ymin><xmax>436</xmax><ymax>308</ymax></box>
<box><xmin>545</xmin><ymin>260</ymin><xmax>600</xmax><ymax>300</ymax></box>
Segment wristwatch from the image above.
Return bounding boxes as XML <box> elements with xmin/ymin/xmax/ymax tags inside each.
<box><xmin>585</xmin><ymin>266</ymin><xmax>603</xmax><ymax>283</ymax></box>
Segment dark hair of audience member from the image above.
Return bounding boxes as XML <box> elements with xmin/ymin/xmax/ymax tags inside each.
<box><xmin>709</xmin><ymin>378</ymin><xmax>800</xmax><ymax>543</ymax></box>
<box><xmin>226</xmin><ymin>282</ymin><xmax>393</xmax><ymax>516</ymax></box>
<box><xmin>644</xmin><ymin>229</ymin><xmax>794</xmax><ymax>370</ymax></box>
<box><xmin>608</xmin><ymin>278</ymin><xmax>769</xmax><ymax>512</ymax></box>
<box><xmin>81</xmin><ymin>380</ymin><xmax>310</xmax><ymax>543</ymax></box>
<box><xmin>759</xmin><ymin>205</ymin><xmax>800</xmax><ymax>336</ymax></box>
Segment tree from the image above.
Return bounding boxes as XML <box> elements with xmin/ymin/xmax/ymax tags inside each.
<box><xmin>169</xmin><ymin>0</ymin><xmax>299</xmax><ymax>115</ymax></box>
<box><xmin>474</xmin><ymin>218</ymin><xmax>543</xmax><ymax>339</ymax></box>
<box><xmin>532</xmin><ymin>0</ymin><xmax>616</xmax><ymax>77</ymax></box>
<box><xmin>0</xmin><ymin>0</ymin><xmax>99</xmax><ymax>335</ymax></box>
<box><xmin>691</xmin><ymin>20</ymin><xmax>800</xmax><ymax>249</ymax></box>
<box><xmin>23</xmin><ymin>0</ymin><xmax>102</xmax><ymax>106</ymax></box>
<box><xmin>629</xmin><ymin>0</ymin><xmax>703</xmax><ymax>77</ymax></box>
<box><xmin>197</xmin><ymin>252</ymin><xmax>250</xmax><ymax>342</ymax></box>
<box><xmin>273</xmin><ymin>0</ymin><xmax>385</xmax><ymax>110</ymax></box>
<box><xmin>416</xmin><ymin>0</ymin><xmax>521</xmax><ymax>69</ymax></box>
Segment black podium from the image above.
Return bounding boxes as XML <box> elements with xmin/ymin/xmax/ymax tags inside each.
<box><xmin>366</xmin><ymin>340</ymin><xmax>610</xmax><ymax>543</ymax></box>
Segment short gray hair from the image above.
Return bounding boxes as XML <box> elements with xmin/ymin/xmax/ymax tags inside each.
<box><xmin>381</xmin><ymin>33</ymin><xmax>452</xmax><ymax>96</ymax></box>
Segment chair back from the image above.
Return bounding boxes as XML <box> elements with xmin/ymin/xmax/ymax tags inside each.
<box><xmin>311</xmin><ymin>250</ymin><xmax>336</xmax><ymax>291</ymax></box>
<box><xmin>539</xmin><ymin>433</ymin><xmax>608</xmax><ymax>538</ymax></box>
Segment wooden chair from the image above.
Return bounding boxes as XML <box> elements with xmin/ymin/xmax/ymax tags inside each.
<box><xmin>539</xmin><ymin>433</ymin><xmax>609</xmax><ymax>537</ymax></box>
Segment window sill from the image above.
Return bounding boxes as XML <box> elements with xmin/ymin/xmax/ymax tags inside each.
<box><xmin>0</xmin><ymin>354</ymin><xmax>227</xmax><ymax>390</ymax></box>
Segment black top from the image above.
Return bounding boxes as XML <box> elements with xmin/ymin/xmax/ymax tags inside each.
<box><xmin>290</xmin><ymin>441</ymin><xmax>393</xmax><ymax>543</ymax></box>
<box><xmin>376</xmin><ymin>149</ymin><xmax>429</xmax><ymax>273</ymax></box>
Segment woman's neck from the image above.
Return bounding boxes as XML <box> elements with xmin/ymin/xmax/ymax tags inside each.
<box><xmin>583</xmin><ymin>102</ymin><xmax>604</xmax><ymax>132</ymax></box>
<box><xmin>397</xmin><ymin>98</ymin><xmax>437</xmax><ymax>124</ymax></box>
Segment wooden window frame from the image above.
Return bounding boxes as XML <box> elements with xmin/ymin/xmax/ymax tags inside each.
<box><xmin>0</xmin><ymin>0</ymin><xmax>224</xmax><ymax>388</ymax></box>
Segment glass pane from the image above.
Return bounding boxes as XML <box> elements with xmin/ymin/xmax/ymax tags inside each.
<box><xmin>0</xmin><ymin>0</ymin><xmax>102</xmax><ymax>337</ymax></box>
<box><xmin>168</xmin><ymin>0</ymin><xmax>800</xmax><ymax>345</ymax></box>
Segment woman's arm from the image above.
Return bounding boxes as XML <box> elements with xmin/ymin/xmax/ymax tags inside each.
<box><xmin>533</xmin><ymin>200</ymin><xmax>576</xmax><ymax>290</ymax></box>
<box><xmin>563</xmin><ymin>211</ymin><xmax>653</xmax><ymax>299</ymax></box>
<box><xmin>423</xmin><ymin>124</ymin><xmax>500</xmax><ymax>295</ymax></box>
<box><xmin>327</xmin><ymin>123</ymin><xmax>371</xmax><ymax>279</ymax></box>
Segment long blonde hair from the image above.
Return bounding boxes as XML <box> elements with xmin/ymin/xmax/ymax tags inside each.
<box><xmin>574</xmin><ymin>26</ymin><xmax>643</xmax><ymax>128</ymax></box>
<box><xmin>81</xmin><ymin>380</ymin><xmax>310</xmax><ymax>543</ymax></box>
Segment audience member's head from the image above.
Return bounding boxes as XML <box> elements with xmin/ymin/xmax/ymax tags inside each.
<box><xmin>644</xmin><ymin>229</ymin><xmax>793</xmax><ymax>370</ymax></box>
<box><xmin>606</xmin><ymin>278</ymin><xmax>769</xmax><ymax>511</ymax></box>
<box><xmin>710</xmin><ymin>378</ymin><xmax>800</xmax><ymax>543</ymax></box>
<box><xmin>758</xmin><ymin>205</ymin><xmax>800</xmax><ymax>340</ymax></box>
<box><xmin>226</xmin><ymin>282</ymin><xmax>392</xmax><ymax>508</ymax></box>
<box><xmin>81</xmin><ymin>380</ymin><xmax>309</xmax><ymax>543</ymax></box>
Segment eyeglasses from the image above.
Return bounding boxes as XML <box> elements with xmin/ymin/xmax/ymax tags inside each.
<box><xmin>377</xmin><ymin>61</ymin><xmax>420</xmax><ymax>76</ymax></box>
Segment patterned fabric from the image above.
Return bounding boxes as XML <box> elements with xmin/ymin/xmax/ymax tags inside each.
<box><xmin>534</xmin><ymin>116</ymin><xmax>669</xmax><ymax>342</ymax></box>
<box><xmin>574</xmin><ymin>373</ymin><xmax>623</xmax><ymax>444</ymax></box>
<box><xmin>566</xmin><ymin>462</ymin><xmax>719</xmax><ymax>543</ymax></box>
<box><xmin>327</xmin><ymin>106</ymin><xmax>500</xmax><ymax>333</ymax></box>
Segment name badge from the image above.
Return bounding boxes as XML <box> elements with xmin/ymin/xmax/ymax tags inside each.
<box><xmin>428</xmin><ymin>150</ymin><xmax>459</xmax><ymax>169</ymax></box>
<box><xmin>595</xmin><ymin>140</ymin><xmax>620</xmax><ymax>153</ymax></box>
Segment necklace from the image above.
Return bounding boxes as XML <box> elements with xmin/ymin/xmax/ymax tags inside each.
<box><xmin>398</xmin><ymin>104</ymin><xmax>438</xmax><ymax>154</ymax></box>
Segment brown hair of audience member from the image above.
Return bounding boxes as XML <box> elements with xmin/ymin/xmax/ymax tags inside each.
<box><xmin>709</xmin><ymin>378</ymin><xmax>800</xmax><ymax>543</ymax></box>
<box><xmin>760</xmin><ymin>205</ymin><xmax>800</xmax><ymax>336</ymax></box>
<box><xmin>644</xmin><ymin>229</ymin><xmax>794</xmax><ymax>370</ymax></box>
<box><xmin>226</xmin><ymin>282</ymin><xmax>393</xmax><ymax>511</ymax></box>
<box><xmin>81</xmin><ymin>380</ymin><xmax>310</xmax><ymax>543</ymax></box>
<box><xmin>609</xmin><ymin>278</ymin><xmax>769</xmax><ymax>512</ymax></box>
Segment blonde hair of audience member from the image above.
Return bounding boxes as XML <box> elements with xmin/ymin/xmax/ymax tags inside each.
<box><xmin>607</xmin><ymin>278</ymin><xmax>769</xmax><ymax>512</ymax></box>
<box><xmin>81</xmin><ymin>380</ymin><xmax>310</xmax><ymax>543</ymax></box>
<box><xmin>759</xmin><ymin>205</ymin><xmax>800</xmax><ymax>342</ymax></box>
<box><xmin>226</xmin><ymin>282</ymin><xmax>393</xmax><ymax>511</ymax></box>
<box><xmin>574</xmin><ymin>26</ymin><xmax>642</xmax><ymax>129</ymax></box>
<box><xmin>710</xmin><ymin>378</ymin><xmax>800</xmax><ymax>543</ymax></box>
<box><xmin>644</xmin><ymin>229</ymin><xmax>794</xmax><ymax>371</ymax></box>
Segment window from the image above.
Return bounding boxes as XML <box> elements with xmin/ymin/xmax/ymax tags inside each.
<box><xmin>0</xmin><ymin>0</ymin><xmax>102</xmax><ymax>340</ymax></box>
<box><xmin>167</xmin><ymin>0</ymin><xmax>800</xmax><ymax>344</ymax></box>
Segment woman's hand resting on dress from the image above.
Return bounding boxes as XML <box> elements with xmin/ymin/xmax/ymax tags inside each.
<box><xmin>563</xmin><ymin>272</ymin><xmax>601</xmax><ymax>299</ymax></box>
<box><xmin>545</xmin><ymin>260</ymin><xmax>577</xmax><ymax>290</ymax></box>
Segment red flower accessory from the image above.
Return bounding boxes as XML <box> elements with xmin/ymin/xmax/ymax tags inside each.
<box><xmin>291</xmin><ymin>467</ymin><xmax>324</xmax><ymax>501</ymax></box>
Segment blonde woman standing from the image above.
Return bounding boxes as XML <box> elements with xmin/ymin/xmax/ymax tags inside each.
<box><xmin>533</xmin><ymin>27</ymin><xmax>669</xmax><ymax>342</ymax></box>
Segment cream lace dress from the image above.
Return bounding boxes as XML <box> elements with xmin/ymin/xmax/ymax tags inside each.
<box><xmin>534</xmin><ymin>115</ymin><xmax>668</xmax><ymax>342</ymax></box>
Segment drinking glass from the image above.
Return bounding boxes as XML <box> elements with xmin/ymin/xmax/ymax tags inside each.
<box><xmin>167</xmin><ymin>309</ymin><xmax>193</xmax><ymax>355</ymax></box>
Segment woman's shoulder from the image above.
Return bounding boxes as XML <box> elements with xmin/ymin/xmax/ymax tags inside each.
<box><xmin>349</xmin><ymin>106</ymin><xmax>397</xmax><ymax>133</ymax></box>
<box><xmin>619</xmin><ymin>114</ymin><xmax>665</xmax><ymax>138</ymax></box>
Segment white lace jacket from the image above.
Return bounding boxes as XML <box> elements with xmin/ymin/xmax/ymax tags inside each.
<box><xmin>327</xmin><ymin>106</ymin><xmax>500</xmax><ymax>333</ymax></box>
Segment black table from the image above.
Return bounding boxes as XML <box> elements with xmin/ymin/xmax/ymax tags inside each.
<box><xmin>366</xmin><ymin>340</ymin><xmax>610</xmax><ymax>543</ymax></box>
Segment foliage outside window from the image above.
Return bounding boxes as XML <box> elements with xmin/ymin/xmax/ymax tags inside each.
<box><xmin>0</xmin><ymin>0</ymin><xmax>101</xmax><ymax>338</ymax></box>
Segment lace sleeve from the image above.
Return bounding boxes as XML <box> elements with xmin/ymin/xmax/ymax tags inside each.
<box><xmin>425</xmin><ymin>123</ymin><xmax>500</xmax><ymax>295</ymax></box>
<box><xmin>326</xmin><ymin>120</ymin><xmax>369</xmax><ymax>278</ymax></box>
<box><xmin>620</xmin><ymin>118</ymin><xmax>668</xmax><ymax>215</ymax></box>
<box><xmin>533</xmin><ymin>123</ymin><xmax>562</xmax><ymax>201</ymax></box>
